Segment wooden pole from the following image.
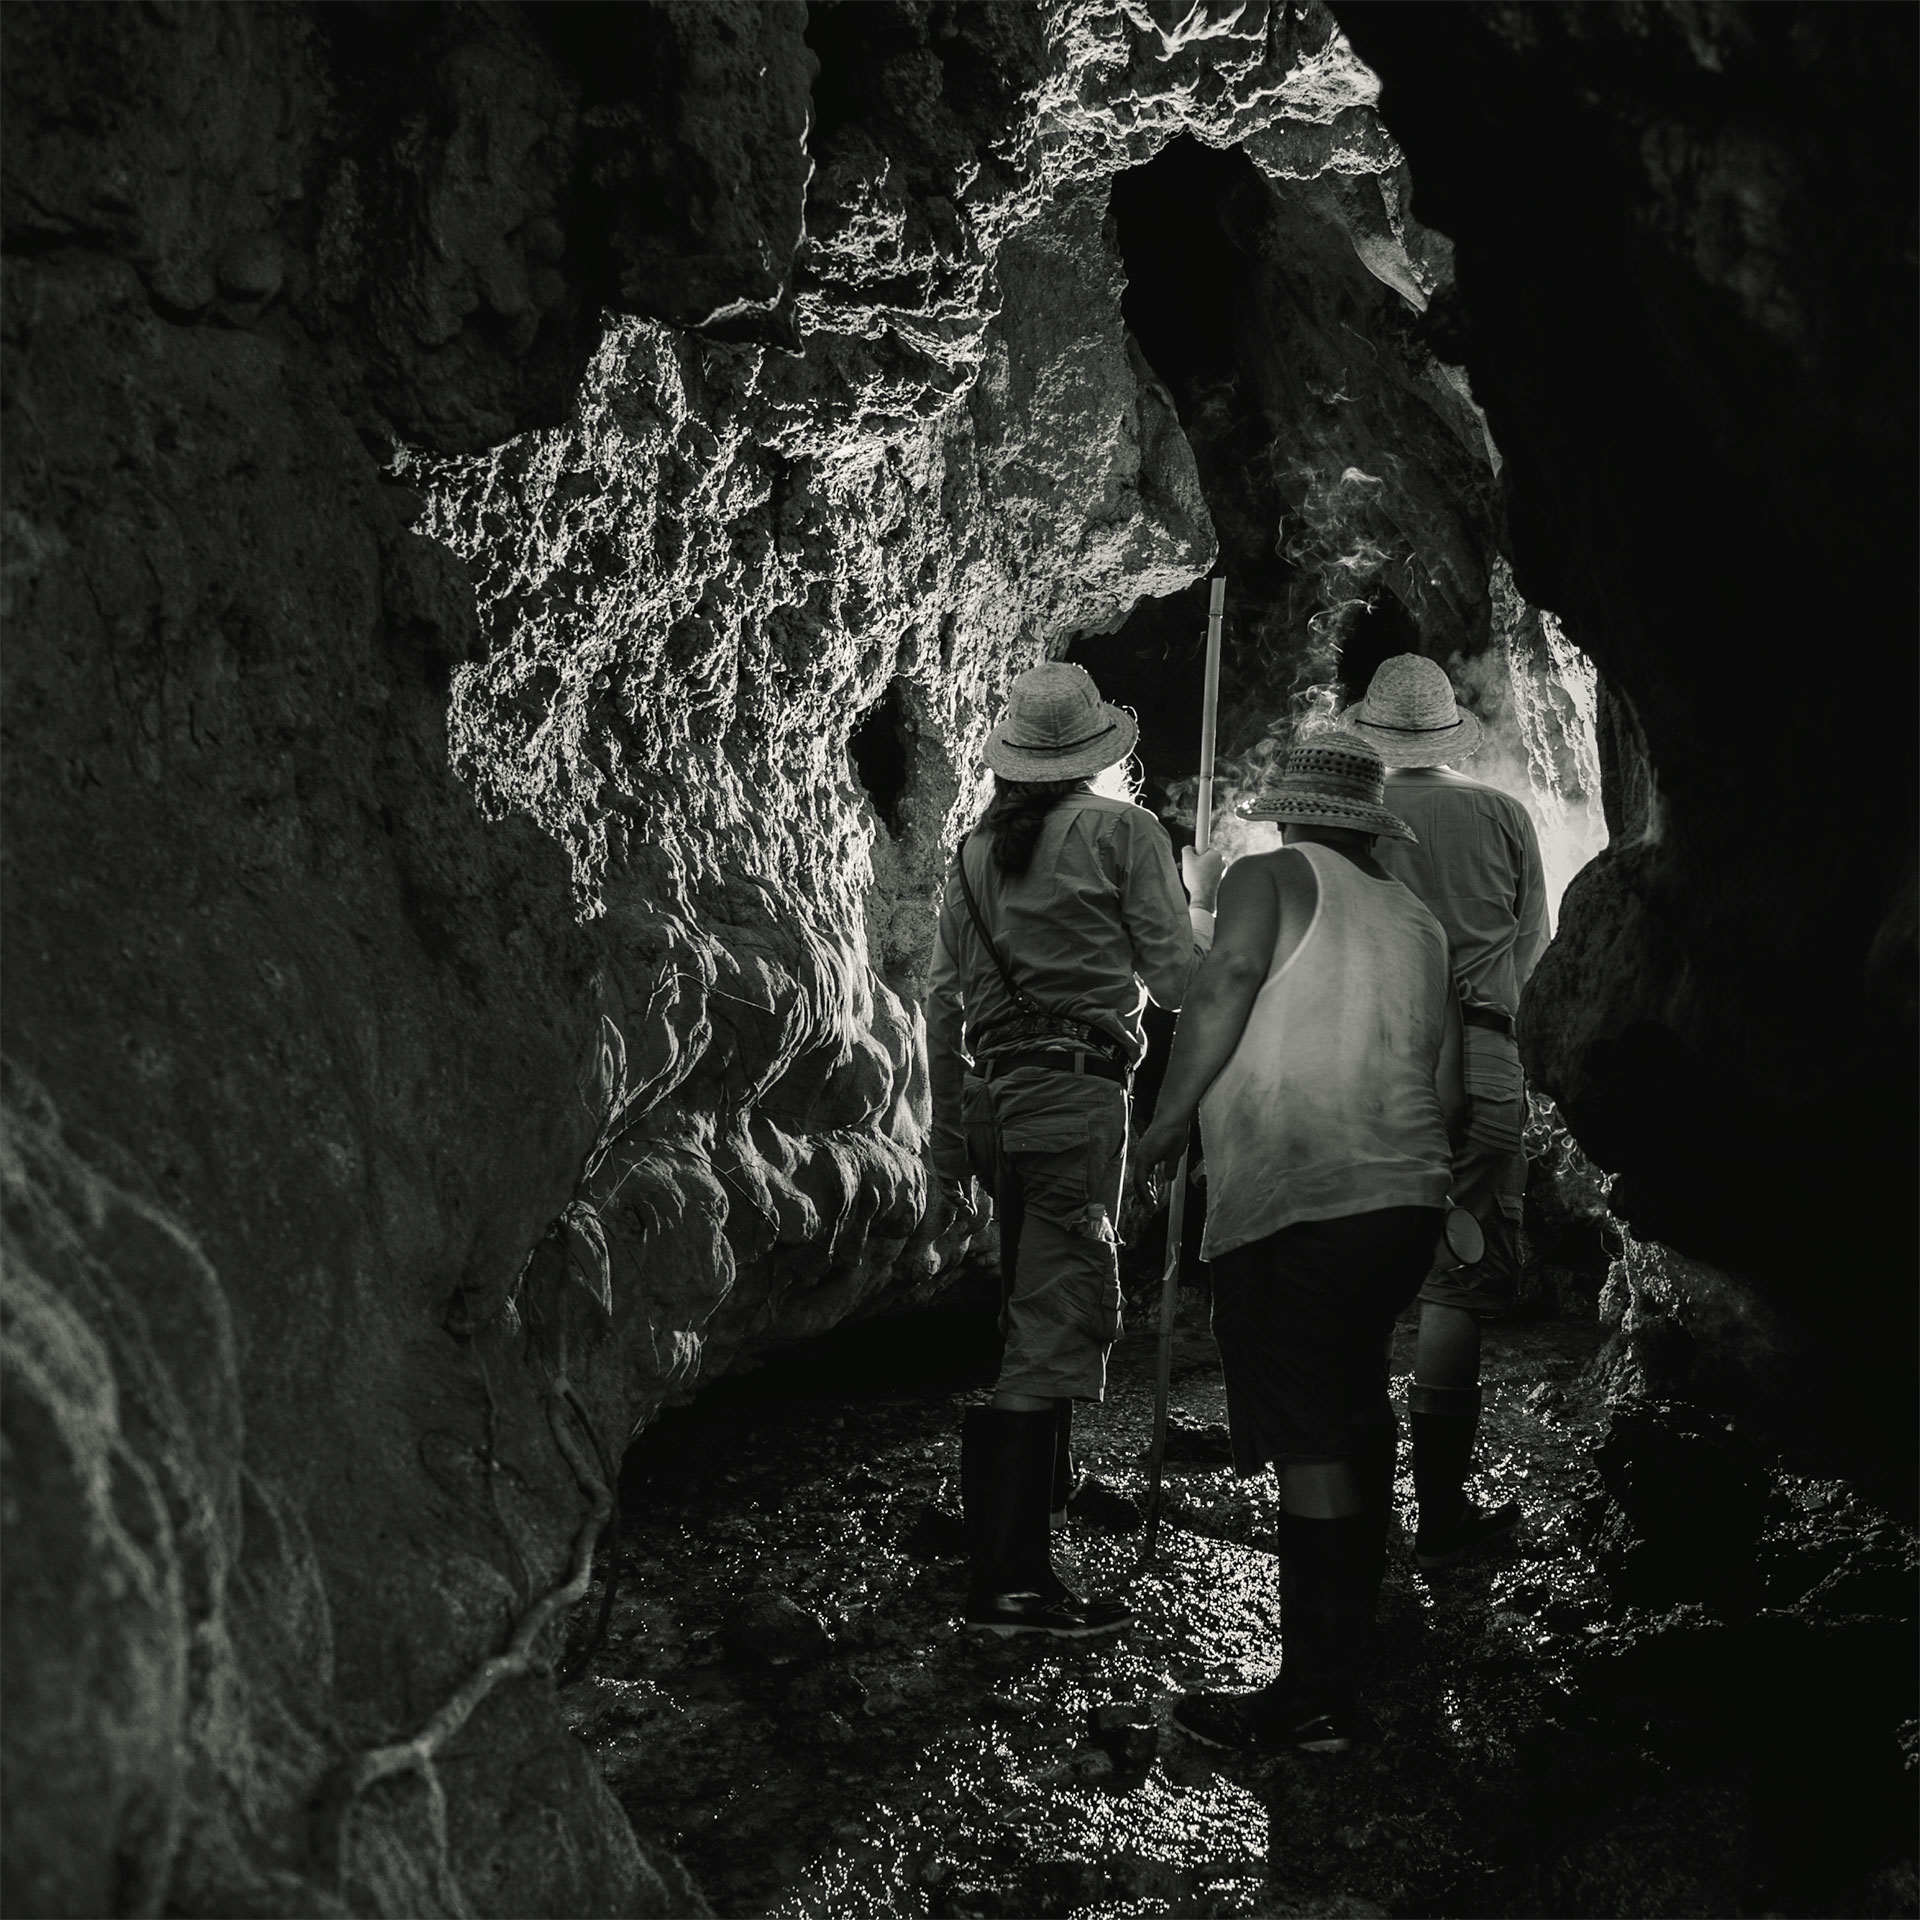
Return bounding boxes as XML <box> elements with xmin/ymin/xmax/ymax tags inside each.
<box><xmin>1143</xmin><ymin>575</ymin><xmax>1226</xmax><ymax>1563</ymax></box>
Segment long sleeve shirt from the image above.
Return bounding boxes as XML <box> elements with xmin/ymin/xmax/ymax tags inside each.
<box><xmin>1376</xmin><ymin>769</ymin><xmax>1550</xmax><ymax>1020</ymax></box>
<box><xmin>926</xmin><ymin>793</ymin><xmax>1208</xmax><ymax>1182</ymax></box>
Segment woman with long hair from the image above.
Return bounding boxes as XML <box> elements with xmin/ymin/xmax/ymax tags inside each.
<box><xmin>926</xmin><ymin>660</ymin><xmax>1220</xmax><ymax>1637</ymax></box>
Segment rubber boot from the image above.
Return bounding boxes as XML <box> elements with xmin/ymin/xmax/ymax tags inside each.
<box><xmin>1173</xmin><ymin>1511</ymin><xmax>1372</xmax><ymax>1753</ymax></box>
<box><xmin>1408</xmin><ymin>1384</ymin><xmax>1519</xmax><ymax>1570</ymax></box>
<box><xmin>1050</xmin><ymin>1399</ymin><xmax>1080</xmax><ymax>1531</ymax></box>
<box><xmin>1347</xmin><ymin>1412</ymin><xmax>1399</xmax><ymax>1629</ymax></box>
<box><xmin>1276</xmin><ymin>1511</ymin><xmax>1375</xmax><ymax>1730</ymax></box>
<box><xmin>960</xmin><ymin>1407</ymin><xmax>1129</xmax><ymax>1638</ymax></box>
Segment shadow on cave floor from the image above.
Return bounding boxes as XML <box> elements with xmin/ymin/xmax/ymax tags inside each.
<box><xmin>566</xmin><ymin>1302</ymin><xmax>1916</xmax><ymax>1919</ymax></box>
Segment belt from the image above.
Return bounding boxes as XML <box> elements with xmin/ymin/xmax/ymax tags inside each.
<box><xmin>1461</xmin><ymin>1004</ymin><xmax>1516</xmax><ymax>1036</ymax></box>
<box><xmin>973</xmin><ymin>1047</ymin><xmax>1130</xmax><ymax>1087</ymax></box>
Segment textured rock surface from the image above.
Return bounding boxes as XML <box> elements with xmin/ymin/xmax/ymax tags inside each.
<box><xmin>405</xmin><ymin>170</ymin><xmax>1214</xmax><ymax>1424</ymax></box>
<box><xmin>1336</xmin><ymin>3</ymin><xmax>1918</xmax><ymax>1459</ymax></box>
<box><xmin>0</xmin><ymin>2</ymin><xmax>1449</xmax><ymax>1910</ymax></box>
<box><xmin>1</xmin><ymin>7</ymin><xmax>668</xmax><ymax>1899</ymax></box>
<box><xmin>399</xmin><ymin>0</ymin><xmax>1487</xmax><ymax>1426</ymax></box>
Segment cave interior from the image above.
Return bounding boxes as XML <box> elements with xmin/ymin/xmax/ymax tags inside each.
<box><xmin>1</xmin><ymin>2</ymin><xmax>1914</xmax><ymax>1916</ymax></box>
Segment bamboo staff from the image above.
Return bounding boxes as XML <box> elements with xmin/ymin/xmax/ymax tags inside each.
<box><xmin>1142</xmin><ymin>574</ymin><xmax>1225</xmax><ymax>1562</ymax></box>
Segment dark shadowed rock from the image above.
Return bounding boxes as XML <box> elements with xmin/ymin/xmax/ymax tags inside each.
<box><xmin>1335</xmin><ymin>1</ymin><xmax>1918</xmax><ymax>1481</ymax></box>
<box><xmin>781</xmin><ymin>1663</ymin><xmax>868</xmax><ymax>1719</ymax></box>
<box><xmin>1067</xmin><ymin>1476</ymin><xmax>1144</xmax><ymax>1533</ymax></box>
<box><xmin>725</xmin><ymin>1592</ymin><xmax>835</xmax><ymax>1670</ymax></box>
<box><xmin>902</xmin><ymin>1502</ymin><xmax>969</xmax><ymax>1561</ymax></box>
<box><xmin>1089</xmin><ymin>1702</ymin><xmax>1158</xmax><ymax>1771</ymax></box>
<box><xmin>1151</xmin><ymin>1418</ymin><xmax>1235</xmax><ymax>1466</ymax></box>
<box><xmin>1588</xmin><ymin>1401</ymin><xmax>1768</xmax><ymax>1610</ymax></box>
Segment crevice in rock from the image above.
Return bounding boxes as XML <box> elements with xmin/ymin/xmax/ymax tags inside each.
<box><xmin>804</xmin><ymin>1</ymin><xmax>924</xmax><ymax>146</ymax></box>
<box><xmin>1096</xmin><ymin>126</ymin><xmax>1507</xmax><ymax>787</ymax></box>
<box><xmin>849</xmin><ymin>679</ymin><xmax>914</xmax><ymax>839</ymax></box>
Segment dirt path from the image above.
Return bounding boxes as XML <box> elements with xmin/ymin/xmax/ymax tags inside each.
<box><xmin>564</xmin><ymin>1298</ymin><xmax>1909</xmax><ymax>1917</ymax></box>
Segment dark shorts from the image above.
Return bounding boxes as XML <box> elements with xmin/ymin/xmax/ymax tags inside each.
<box><xmin>962</xmin><ymin>1064</ymin><xmax>1128</xmax><ymax>1402</ymax></box>
<box><xmin>1419</xmin><ymin>1026</ymin><xmax>1528</xmax><ymax>1316</ymax></box>
<box><xmin>1210</xmin><ymin>1206</ymin><xmax>1443</xmax><ymax>1471</ymax></box>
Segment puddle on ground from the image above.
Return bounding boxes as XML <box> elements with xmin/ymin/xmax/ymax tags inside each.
<box><xmin>564</xmin><ymin>1303</ymin><xmax>1914</xmax><ymax>1917</ymax></box>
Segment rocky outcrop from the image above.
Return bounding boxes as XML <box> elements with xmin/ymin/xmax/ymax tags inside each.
<box><xmin>408</xmin><ymin>168</ymin><xmax>1214</xmax><ymax>1419</ymax></box>
<box><xmin>2</xmin><ymin>7</ymin><xmax>657</xmax><ymax>1903</ymax></box>
<box><xmin>0</xmin><ymin>2</ymin><xmax>1451</xmax><ymax>1911</ymax></box>
<box><xmin>1335</xmin><ymin>4</ymin><xmax>1918</xmax><ymax>1460</ymax></box>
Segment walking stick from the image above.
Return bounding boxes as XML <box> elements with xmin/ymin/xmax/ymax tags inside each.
<box><xmin>1143</xmin><ymin>575</ymin><xmax>1225</xmax><ymax>1563</ymax></box>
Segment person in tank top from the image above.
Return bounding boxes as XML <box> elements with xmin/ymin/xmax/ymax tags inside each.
<box><xmin>1345</xmin><ymin>654</ymin><xmax>1549</xmax><ymax>1572</ymax></box>
<box><xmin>1134</xmin><ymin>733</ymin><xmax>1466</xmax><ymax>1755</ymax></box>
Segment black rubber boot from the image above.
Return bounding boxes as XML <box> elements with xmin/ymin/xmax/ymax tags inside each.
<box><xmin>1348</xmin><ymin>1412</ymin><xmax>1399</xmax><ymax>1628</ymax></box>
<box><xmin>1173</xmin><ymin>1511</ymin><xmax>1372</xmax><ymax>1753</ymax></box>
<box><xmin>960</xmin><ymin>1406</ymin><xmax>1129</xmax><ymax>1638</ymax></box>
<box><xmin>1050</xmin><ymin>1399</ymin><xmax>1081</xmax><ymax>1531</ymax></box>
<box><xmin>1274</xmin><ymin>1510</ymin><xmax>1374</xmax><ymax>1727</ymax></box>
<box><xmin>1408</xmin><ymin>1384</ymin><xmax>1519</xmax><ymax>1570</ymax></box>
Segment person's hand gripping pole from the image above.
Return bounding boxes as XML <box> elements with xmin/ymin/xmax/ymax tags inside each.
<box><xmin>1141</xmin><ymin>575</ymin><xmax>1226</xmax><ymax>1565</ymax></box>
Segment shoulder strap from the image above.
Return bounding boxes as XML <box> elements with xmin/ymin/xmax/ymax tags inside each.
<box><xmin>952</xmin><ymin>837</ymin><xmax>1042</xmax><ymax>1016</ymax></box>
<box><xmin>950</xmin><ymin>836</ymin><xmax>1128</xmax><ymax>1064</ymax></box>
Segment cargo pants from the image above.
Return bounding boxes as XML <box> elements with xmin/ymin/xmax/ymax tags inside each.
<box><xmin>961</xmin><ymin>1062</ymin><xmax>1129</xmax><ymax>1402</ymax></box>
<box><xmin>1418</xmin><ymin>1024</ymin><xmax>1528</xmax><ymax>1315</ymax></box>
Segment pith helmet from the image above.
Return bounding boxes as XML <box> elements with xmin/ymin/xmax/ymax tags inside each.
<box><xmin>1341</xmin><ymin>653</ymin><xmax>1484</xmax><ymax>768</ymax></box>
<box><xmin>984</xmin><ymin>662</ymin><xmax>1139</xmax><ymax>783</ymax></box>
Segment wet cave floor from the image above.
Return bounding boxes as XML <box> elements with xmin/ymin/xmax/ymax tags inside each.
<box><xmin>564</xmin><ymin>1295</ymin><xmax>1916</xmax><ymax>1919</ymax></box>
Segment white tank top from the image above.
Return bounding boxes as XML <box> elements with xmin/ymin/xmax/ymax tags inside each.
<box><xmin>1199</xmin><ymin>843</ymin><xmax>1454</xmax><ymax>1258</ymax></box>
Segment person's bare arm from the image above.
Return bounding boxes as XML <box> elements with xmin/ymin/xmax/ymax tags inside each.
<box><xmin>1133</xmin><ymin>854</ymin><xmax>1282</xmax><ymax>1179</ymax></box>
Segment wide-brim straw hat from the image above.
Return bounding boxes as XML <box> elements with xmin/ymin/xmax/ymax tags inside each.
<box><xmin>1341</xmin><ymin>652</ymin><xmax>1483</xmax><ymax>767</ymax></box>
<box><xmin>1237</xmin><ymin>733</ymin><xmax>1417</xmax><ymax>842</ymax></box>
<box><xmin>984</xmin><ymin>661</ymin><xmax>1139</xmax><ymax>782</ymax></box>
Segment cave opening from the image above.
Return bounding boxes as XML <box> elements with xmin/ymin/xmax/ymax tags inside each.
<box><xmin>1096</xmin><ymin>129</ymin><xmax>1609</xmax><ymax>929</ymax></box>
<box><xmin>1084</xmin><ymin>136</ymin><xmax>1302</xmax><ymax>810</ymax></box>
<box><xmin>849</xmin><ymin>677</ymin><xmax>913</xmax><ymax>835</ymax></box>
<box><xmin>1337</xmin><ymin>589</ymin><xmax>1423</xmax><ymax>699</ymax></box>
<box><xmin>803</xmin><ymin>0</ymin><xmax>927</xmax><ymax>146</ymax></box>
<box><xmin>1110</xmin><ymin>135</ymin><xmax>1254</xmax><ymax>406</ymax></box>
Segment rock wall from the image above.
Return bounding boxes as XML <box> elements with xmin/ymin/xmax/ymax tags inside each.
<box><xmin>2</xmin><ymin>5</ymin><xmax>671</xmax><ymax>1907</ymax></box>
<box><xmin>1336</xmin><ymin>2</ymin><xmax>1918</xmax><ymax>1473</ymax></box>
<box><xmin>1</xmin><ymin>2</ymin><xmax>1455</xmax><ymax>1911</ymax></box>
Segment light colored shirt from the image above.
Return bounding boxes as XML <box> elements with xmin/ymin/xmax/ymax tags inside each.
<box><xmin>927</xmin><ymin>793</ymin><xmax>1207</xmax><ymax>1180</ymax></box>
<box><xmin>1378</xmin><ymin>769</ymin><xmax>1549</xmax><ymax>1019</ymax></box>
<box><xmin>1199</xmin><ymin>843</ymin><xmax>1454</xmax><ymax>1257</ymax></box>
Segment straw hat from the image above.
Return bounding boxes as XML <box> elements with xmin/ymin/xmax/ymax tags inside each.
<box><xmin>1237</xmin><ymin>734</ymin><xmax>1417</xmax><ymax>842</ymax></box>
<box><xmin>984</xmin><ymin>661</ymin><xmax>1139</xmax><ymax>783</ymax></box>
<box><xmin>1341</xmin><ymin>653</ymin><xmax>1483</xmax><ymax>767</ymax></box>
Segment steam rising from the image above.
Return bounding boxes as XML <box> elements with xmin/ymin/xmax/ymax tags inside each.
<box><xmin>1165</xmin><ymin>559</ymin><xmax>1608</xmax><ymax>923</ymax></box>
<box><xmin>1469</xmin><ymin>558</ymin><xmax>1609</xmax><ymax>922</ymax></box>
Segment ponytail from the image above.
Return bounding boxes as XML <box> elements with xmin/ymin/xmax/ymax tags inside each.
<box><xmin>977</xmin><ymin>776</ymin><xmax>1084</xmax><ymax>877</ymax></box>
